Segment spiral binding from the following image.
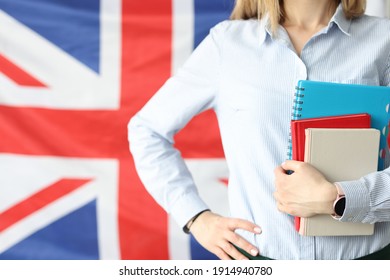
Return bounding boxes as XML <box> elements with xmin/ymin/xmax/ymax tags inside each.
<box><xmin>286</xmin><ymin>85</ymin><xmax>306</xmax><ymax>159</ymax></box>
<box><xmin>291</xmin><ymin>86</ymin><xmax>305</xmax><ymax>119</ymax></box>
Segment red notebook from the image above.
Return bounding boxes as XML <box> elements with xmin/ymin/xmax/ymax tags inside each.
<box><xmin>290</xmin><ymin>113</ymin><xmax>371</xmax><ymax>231</ymax></box>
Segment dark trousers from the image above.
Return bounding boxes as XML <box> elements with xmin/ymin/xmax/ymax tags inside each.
<box><xmin>235</xmin><ymin>243</ymin><xmax>390</xmax><ymax>260</ymax></box>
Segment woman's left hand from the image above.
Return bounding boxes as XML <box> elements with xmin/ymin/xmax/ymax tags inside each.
<box><xmin>273</xmin><ymin>160</ymin><xmax>337</xmax><ymax>217</ymax></box>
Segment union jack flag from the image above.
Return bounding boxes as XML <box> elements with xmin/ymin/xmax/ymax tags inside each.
<box><xmin>0</xmin><ymin>0</ymin><xmax>234</xmax><ymax>259</ymax></box>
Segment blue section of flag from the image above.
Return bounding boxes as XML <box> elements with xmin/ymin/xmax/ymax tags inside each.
<box><xmin>0</xmin><ymin>0</ymin><xmax>100</xmax><ymax>73</ymax></box>
<box><xmin>190</xmin><ymin>235</ymin><xmax>218</xmax><ymax>260</ymax></box>
<box><xmin>0</xmin><ymin>201</ymin><xmax>99</xmax><ymax>260</ymax></box>
<box><xmin>194</xmin><ymin>0</ymin><xmax>234</xmax><ymax>48</ymax></box>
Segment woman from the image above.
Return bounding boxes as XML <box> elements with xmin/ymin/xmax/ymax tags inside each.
<box><xmin>128</xmin><ymin>0</ymin><xmax>390</xmax><ymax>260</ymax></box>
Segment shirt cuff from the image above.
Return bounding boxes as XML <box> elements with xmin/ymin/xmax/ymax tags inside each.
<box><xmin>335</xmin><ymin>179</ymin><xmax>370</xmax><ymax>223</ymax></box>
<box><xmin>169</xmin><ymin>190</ymin><xmax>209</xmax><ymax>229</ymax></box>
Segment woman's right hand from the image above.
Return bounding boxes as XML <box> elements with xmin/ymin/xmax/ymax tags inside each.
<box><xmin>189</xmin><ymin>211</ymin><xmax>262</xmax><ymax>260</ymax></box>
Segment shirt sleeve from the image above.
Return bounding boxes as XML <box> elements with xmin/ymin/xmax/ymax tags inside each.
<box><xmin>336</xmin><ymin>170</ymin><xmax>390</xmax><ymax>223</ymax></box>
<box><xmin>336</xmin><ymin>51</ymin><xmax>390</xmax><ymax>224</ymax></box>
<box><xmin>128</xmin><ymin>22</ymin><xmax>226</xmax><ymax>228</ymax></box>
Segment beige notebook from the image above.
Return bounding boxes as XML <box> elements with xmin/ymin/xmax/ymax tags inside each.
<box><xmin>299</xmin><ymin>128</ymin><xmax>380</xmax><ymax>236</ymax></box>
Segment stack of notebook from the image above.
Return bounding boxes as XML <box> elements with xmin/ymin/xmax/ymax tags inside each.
<box><xmin>289</xmin><ymin>80</ymin><xmax>390</xmax><ymax>236</ymax></box>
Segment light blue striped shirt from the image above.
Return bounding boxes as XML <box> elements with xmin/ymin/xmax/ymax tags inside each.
<box><xmin>128</xmin><ymin>5</ymin><xmax>390</xmax><ymax>259</ymax></box>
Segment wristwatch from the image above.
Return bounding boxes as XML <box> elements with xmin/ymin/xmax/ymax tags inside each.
<box><xmin>332</xmin><ymin>184</ymin><xmax>345</xmax><ymax>219</ymax></box>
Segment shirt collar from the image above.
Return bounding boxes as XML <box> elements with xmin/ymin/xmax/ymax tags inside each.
<box><xmin>258</xmin><ymin>3</ymin><xmax>351</xmax><ymax>44</ymax></box>
<box><xmin>258</xmin><ymin>14</ymin><xmax>271</xmax><ymax>45</ymax></box>
<box><xmin>329</xmin><ymin>4</ymin><xmax>352</xmax><ymax>36</ymax></box>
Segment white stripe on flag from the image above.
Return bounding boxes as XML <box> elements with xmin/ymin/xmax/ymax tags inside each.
<box><xmin>171</xmin><ymin>0</ymin><xmax>194</xmax><ymax>76</ymax></box>
<box><xmin>168</xmin><ymin>0</ymin><xmax>195</xmax><ymax>260</ymax></box>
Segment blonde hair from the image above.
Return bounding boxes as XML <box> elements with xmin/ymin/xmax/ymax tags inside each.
<box><xmin>230</xmin><ymin>0</ymin><xmax>366</xmax><ymax>32</ymax></box>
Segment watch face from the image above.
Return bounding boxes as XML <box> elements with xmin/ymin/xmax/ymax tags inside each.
<box><xmin>335</xmin><ymin>197</ymin><xmax>346</xmax><ymax>216</ymax></box>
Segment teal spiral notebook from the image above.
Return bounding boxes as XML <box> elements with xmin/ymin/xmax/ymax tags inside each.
<box><xmin>288</xmin><ymin>80</ymin><xmax>390</xmax><ymax>170</ymax></box>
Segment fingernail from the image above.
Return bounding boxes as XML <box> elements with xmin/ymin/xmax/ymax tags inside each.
<box><xmin>250</xmin><ymin>249</ymin><xmax>258</xmax><ymax>256</ymax></box>
<box><xmin>254</xmin><ymin>227</ymin><xmax>262</xmax><ymax>234</ymax></box>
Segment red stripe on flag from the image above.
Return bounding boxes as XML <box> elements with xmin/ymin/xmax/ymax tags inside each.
<box><xmin>0</xmin><ymin>178</ymin><xmax>92</xmax><ymax>232</ymax></box>
<box><xmin>0</xmin><ymin>106</ymin><xmax>131</xmax><ymax>158</ymax></box>
<box><xmin>119</xmin><ymin>1</ymin><xmax>173</xmax><ymax>259</ymax></box>
<box><xmin>0</xmin><ymin>54</ymin><xmax>46</xmax><ymax>87</ymax></box>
